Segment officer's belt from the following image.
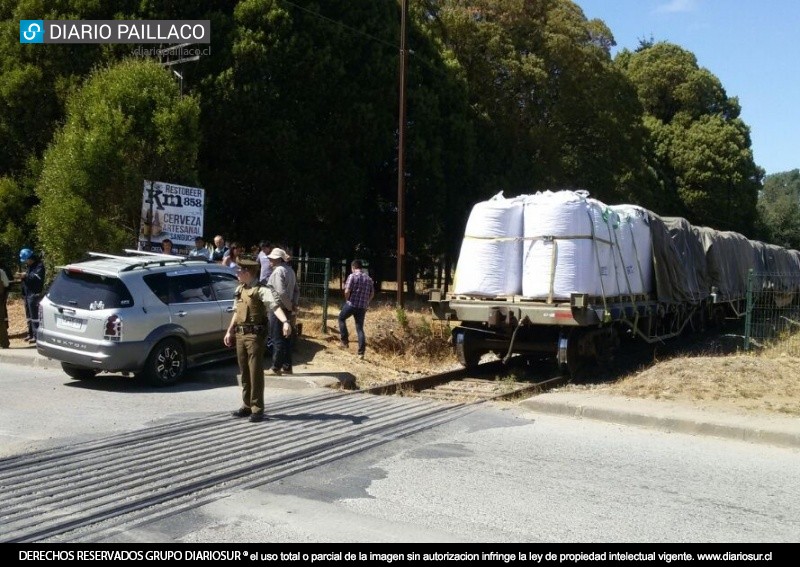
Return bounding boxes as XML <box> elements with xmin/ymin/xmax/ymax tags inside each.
<box><xmin>235</xmin><ymin>324</ymin><xmax>266</xmax><ymax>334</ymax></box>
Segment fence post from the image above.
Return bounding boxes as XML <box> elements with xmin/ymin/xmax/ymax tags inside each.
<box><xmin>322</xmin><ymin>258</ymin><xmax>330</xmax><ymax>334</ymax></box>
<box><xmin>744</xmin><ymin>269</ymin><xmax>753</xmax><ymax>350</ymax></box>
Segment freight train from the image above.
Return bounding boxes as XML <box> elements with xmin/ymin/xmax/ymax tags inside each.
<box><xmin>428</xmin><ymin>190</ymin><xmax>800</xmax><ymax>376</ymax></box>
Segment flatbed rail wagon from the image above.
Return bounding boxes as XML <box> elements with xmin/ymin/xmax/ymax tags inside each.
<box><xmin>429</xmin><ymin>190</ymin><xmax>798</xmax><ymax>376</ymax></box>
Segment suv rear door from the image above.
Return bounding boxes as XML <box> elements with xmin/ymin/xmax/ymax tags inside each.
<box><xmin>165</xmin><ymin>269</ymin><xmax>225</xmax><ymax>355</ymax></box>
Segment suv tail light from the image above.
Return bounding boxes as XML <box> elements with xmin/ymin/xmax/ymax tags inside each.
<box><xmin>38</xmin><ymin>304</ymin><xmax>43</xmax><ymax>329</ymax></box>
<box><xmin>104</xmin><ymin>315</ymin><xmax>123</xmax><ymax>341</ymax></box>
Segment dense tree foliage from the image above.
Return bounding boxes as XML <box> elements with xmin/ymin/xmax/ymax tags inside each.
<box><xmin>0</xmin><ymin>0</ymin><xmax>789</xmax><ymax>287</ymax></box>
<box><xmin>757</xmin><ymin>170</ymin><xmax>800</xmax><ymax>249</ymax></box>
<box><xmin>432</xmin><ymin>0</ymin><xmax>652</xmax><ymax>204</ymax></box>
<box><xmin>198</xmin><ymin>0</ymin><xmax>403</xmax><ymax>276</ymax></box>
<box><xmin>35</xmin><ymin>59</ymin><xmax>200</xmax><ymax>268</ymax></box>
<box><xmin>616</xmin><ymin>42</ymin><xmax>762</xmax><ymax>233</ymax></box>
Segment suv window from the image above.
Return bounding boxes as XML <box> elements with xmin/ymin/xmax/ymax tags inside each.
<box><xmin>47</xmin><ymin>269</ymin><xmax>134</xmax><ymax>309</ymax></box>
<box><xmin>142</xmin><ymin>273</ymin><xmax>170</xmax><ymax>304</ymax></box>
<box><xmin>168</xmin><ymin>272</ymin><xmax>213</xmax><ymax>304</ymax></box>
<box><xmin>210</xmin><ymin>271</ymin><xmax>238</xmax><ymax>301</ymax></box>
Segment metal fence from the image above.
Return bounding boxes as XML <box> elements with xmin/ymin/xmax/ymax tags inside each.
<box><xmin>294</xmin><ymin>256</ymin><xmax>331</xmax><ymax>334</ymax></box>
<box><xmin>745</xmin><ymin>271</ymin><xmax>800</xmax><ymax>353</ymax></box>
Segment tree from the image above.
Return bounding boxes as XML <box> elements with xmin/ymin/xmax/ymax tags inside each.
<box><xmin>616</xmin><ymin>42</ymin><xmax>762</xmax><ymax>233</ymax></box>
<box><xmin>416</xmin><ymin>0</ymin><xmax>655</xmax><ymax>281</ymax></box>
<box><xmin>756</xmin><ymin>170</ymin><xmax>800</xmax><ymax>249</ymax></box>
<box><xmin>0</xmin><ymin>175</ymin><xmax>33</xmax><ymax>263</ymax></box>
<box><xmin>0</xmin><ymin>0</ymin><xmax>151</xmax><ymax>262</ymax></box>
<box><xmin>431</xmin><ymin>0</ymin><xmax>651</xmax><ymax>201</ymax></box>
<box><xmin>198</xmin><ymin>0</ymin><xmax>400</xmax><ymax>256</ymax></box>
<box><xmin>35</xmin><ymin>59</ymin><xmax>200</xmax><ymax>269</ymax></box>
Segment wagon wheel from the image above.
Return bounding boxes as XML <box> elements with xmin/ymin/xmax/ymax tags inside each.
<box><xmin>594</xmin><ymin>327</ymin><xmax>620</xmax><ymax>375</ymax></box>
<box><xmin>565</xmin><ymin>328</ymin><xmax>592</xmax><ymax>382</ymax></box>
<box><xmin>454</xmin><ymin>329</ymin><xmax>482</xmax><ymax>369</ymax></box>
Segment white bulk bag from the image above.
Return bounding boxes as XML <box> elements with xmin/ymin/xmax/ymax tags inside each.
<box><xmin>522</xmin><ymin>190</ymin><xmax>618</xmax><ymax>299</ymax></box>
<box><xmin>453</xmin><ymin>192</ymin><xmax>524</xmax><ymax>296</ymax></box>
<box><xmin>588</xmin><ymin>198</ymin><xmax>621</xmax><ymax>299</ymax></box>
<box><xmin>611</xmin><ymin>204</ymin><xmax>653</xmax><ymax>295</ymax></box>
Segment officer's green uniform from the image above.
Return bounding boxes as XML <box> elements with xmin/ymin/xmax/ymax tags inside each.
<box><xmin>233</xmin><ymin>281</ymin><xmax>270</xmax><ymax>414</ymax></box>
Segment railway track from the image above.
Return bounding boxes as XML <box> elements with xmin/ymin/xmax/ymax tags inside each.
<box><xmin>363</xmin><ymin>357</ymin><xmax>571</xmax><ymax>402</ymax></box>
<box><xmin>0</xmin><ymin>361</ymin><xmax>565</xmax><ymax>543</ymax></box>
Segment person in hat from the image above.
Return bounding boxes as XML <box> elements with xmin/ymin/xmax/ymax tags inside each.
<box><xmin>224</xmin><ymin>258</ymin><xmax>292</xmax><ymax>422</ymax></box>
<box><xmin>266</xmin><ymin>247</ymin><xmax>299</xmax><ymax>375</ymax></box>
<box><xmin>188</xmin><ymin>236</ymin><xmax>211</xmax><ymax>261</ymax></box>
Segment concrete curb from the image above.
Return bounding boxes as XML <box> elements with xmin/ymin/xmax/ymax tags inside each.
<box><xmin>519</xmin><ymin>393</ymin><xmax>800</xmax><ymax>449</ymax></box>
<box><xmin>0</xmin><ymin>349</ymin><xmax>60</xmax><ymax>370</ymax></box>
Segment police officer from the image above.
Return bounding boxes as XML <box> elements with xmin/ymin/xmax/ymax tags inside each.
<box><xmin>223</xmin><ymin>258</ymin><xmax>292</xmax><ymax>422</ymax></box>
<box><xmin>15</xmin><ymin>248</ymin><xmax>45</xmax><ymax>343</ymax></box>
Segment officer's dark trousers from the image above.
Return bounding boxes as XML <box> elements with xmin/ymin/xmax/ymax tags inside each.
<box><xmin>236</xmin><ymin>331</ymin><xmax>266</xmax><ymax>413</ymax></box>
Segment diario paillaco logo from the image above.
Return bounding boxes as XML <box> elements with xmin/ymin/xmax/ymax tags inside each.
<box><xmin>20</xmin><ymin>20</ymin><xmax>44</xmax><ymax>43</ymax></box>
<box><xmin>19</xmin><ymin>20</ymin><xmax>210</xmax><ymax>44</ymax></box>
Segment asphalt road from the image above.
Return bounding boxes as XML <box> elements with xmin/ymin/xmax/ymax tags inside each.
<box><xmin>1</xmin><ymin>361</ymin><xmax>799</xmax><ymax>543</ymax></box>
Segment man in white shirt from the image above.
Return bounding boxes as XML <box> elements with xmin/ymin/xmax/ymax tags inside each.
<box><xmin>188</xmin><ymin>236</ymin><xmax>212</xmax><ymax>261</ymax></box>
<box><xmin>257</xmin><ymin>240</ymin><xmax>273</xmax><ymax>284</ymax></box>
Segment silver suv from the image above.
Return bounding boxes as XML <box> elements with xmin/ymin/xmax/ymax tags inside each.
<box><xmin>37</xmin><ymin>250</ymin><xmax>239</xmax><ymax>386</ymax></box>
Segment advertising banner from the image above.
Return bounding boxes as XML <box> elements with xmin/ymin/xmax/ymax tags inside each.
<box><xmin>139</xmin><ymin>180</ymin><xmax>204</xmax><ymax>254</ymax></box>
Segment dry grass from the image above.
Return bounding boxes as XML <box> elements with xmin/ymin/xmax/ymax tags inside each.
<box><xmin>564</xmin><ymin>346</ymin><xmax>800</xmax><ymax>417</ymax></box>
<box><xmin>5</xmin><ymin>296</ymin><xmax>30</xmax><ymax>346</ymax></box>
<box><xmin>294</xmin><ymin>299</ymin><xmax>460</xmax><ymax>389</ymax></box>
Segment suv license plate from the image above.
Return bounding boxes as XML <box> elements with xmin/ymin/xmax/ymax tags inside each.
<box><xmin>57</xmin><ymin>315</ymin><xmax>84</xmax><ymax>330</ymax></box>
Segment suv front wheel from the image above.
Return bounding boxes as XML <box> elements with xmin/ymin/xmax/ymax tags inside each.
<box><xmin>140</xmin><ymin>338</ymin><xmax>186</xmax><ymax>386</ymax></box>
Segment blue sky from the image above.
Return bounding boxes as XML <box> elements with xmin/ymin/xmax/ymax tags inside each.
<box><xmin>574</xmin><ymin>0</ymin><xmax>798</xmax><ymax>176</ymax></box>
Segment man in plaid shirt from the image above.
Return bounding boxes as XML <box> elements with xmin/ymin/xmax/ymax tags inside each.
<box><xmin>338</xmin><ymin>259</ymin><xmax>375</xmax><ymax>359</ymax></box>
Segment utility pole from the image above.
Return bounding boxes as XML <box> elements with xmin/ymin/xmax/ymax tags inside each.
<box><xmin>396</xmin><ymin>0</ymin><xmax>408</xmax><ymax>307</ymax></box>
<box><xmin>159</xmin><ymin>43</ymin><xmax>201</xmax><ymax>98</ymax></box>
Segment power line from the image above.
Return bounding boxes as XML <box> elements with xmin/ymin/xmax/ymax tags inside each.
<box><xmin>278</xmin><ymin>0</ymin><xmax>398</xmax><ymax>50</ymax></box>
<box><xmin>277</xmin><ymin>0</ymin><xmax>449</xmax><ymax>79</ymax></box>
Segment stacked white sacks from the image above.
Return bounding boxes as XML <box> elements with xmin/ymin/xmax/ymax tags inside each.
<box><xmin>610</xmin><ymin>204</ymin><xmax>653</xmax><ymax>295</ymax></box>
<box><xmin>453</xmin><ymin>192</ymin><xmax>525</xmax><ymax>296</ymax></box>
<box><xmin>521</xmin><ymin>190</ymin><xmax>619</xmax><ymax>300</ymax></box>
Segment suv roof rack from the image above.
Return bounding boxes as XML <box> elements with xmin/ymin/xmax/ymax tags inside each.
<box><xmin>83</xmin><ymin>250</ymin><xmax>212</xmax><ymax>272</ymax></box>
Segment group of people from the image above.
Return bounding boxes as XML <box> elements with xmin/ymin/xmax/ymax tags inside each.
<box><xmin>0</xmin><ymin>248</ymin><xmax>45</xmax><ymax>348</ymax></box>
<box><xmin>3</xmin><ymin>236</ymin><xmax>375</xmax><ymax>426</ymax></box>
<box><xmin>162</xmin><ymin>234</ymin><xmax>266</xmax><ymax>277</ymax></box>
<box><xmin>156</xmin><ymin>232</ymin><xmax>377</xmax><ymax>424</ymax></box>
